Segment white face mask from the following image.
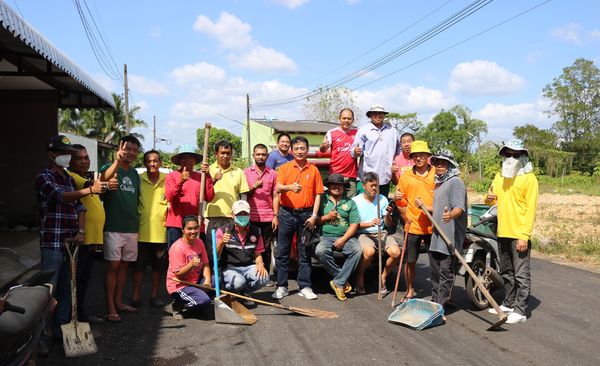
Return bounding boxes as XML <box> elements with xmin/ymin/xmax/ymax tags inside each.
<box><xmin>501</xmin><ymin>157</ymin><xmax>520</xmax><ymax>178</ymax></box>
<box><xmin>54</xmin><ymin>154</ymin><xmax>71</xmax><ymax>168</ymax></box>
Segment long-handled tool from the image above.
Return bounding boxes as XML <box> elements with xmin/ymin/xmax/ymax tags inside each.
<box><xmin>417</xmin><ymin>204</ymin><xmax>507</xmax><ymax>330</ymax></box>
<box><xmin>61</xmin><ymin>240</ymin><xmax>98</xmax><ymax>357</ymax></box>
<box><xmin>210</xmin><ymin>229</ymin><xmax>257</xmax><ymax>325</ymax></box>
<box><xmin>174</xmin><ymin>279</ymin><xmax>339</xmax><ymax>319</ymax></box>
<box><xmin>376</xmin><ymin>184</ymin><xmax>384</xmax><ymax>300</ymax></box>
<box><xmin>199</xmin><ymin>123</ymin><xmax>211</xmax><ymax>219</ymax></box>
<box><xmin>391</xmin><ymin>220</ymin><xmax>410</xmax><ymax>307</ymax></box>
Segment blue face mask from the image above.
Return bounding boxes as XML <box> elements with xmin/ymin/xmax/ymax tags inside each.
<box><xmin>234</xmin><ymin>215</ymin><xmax>250</xmax><ymax>227</ymax></box>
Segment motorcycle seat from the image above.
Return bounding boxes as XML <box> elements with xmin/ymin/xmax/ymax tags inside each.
<box><xmin>0</xmin><ymin>285</ymin><xmax>52</xmax><ymax>336</ymax></box>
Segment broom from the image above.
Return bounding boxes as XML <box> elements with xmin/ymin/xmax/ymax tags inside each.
<box><xmin>173</xmin><ymin>278</ymin><xmax>339</xmax><ymax>319</ymax></box>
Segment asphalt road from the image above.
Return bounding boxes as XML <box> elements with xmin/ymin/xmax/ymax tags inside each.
<box><xmin>39</xmin><ymin>254</ymin><xmax>600</xmax><ymax>366</ymax></box>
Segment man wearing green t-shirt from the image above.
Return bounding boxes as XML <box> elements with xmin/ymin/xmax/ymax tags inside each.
<box><xmin>100</xmin><ymin>135</ymin><xmax>141</xmax><ymax>322</ymax></box>
<box><xmin>315</xmin><ymin>174</ymin><xmax>362</xmax><ymax>301</ymax></box>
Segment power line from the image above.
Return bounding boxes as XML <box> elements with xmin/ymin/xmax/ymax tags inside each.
<box><xmin>254</xmin><ymin>0</ymin><xmax>493</xmax><ymax>107</ymax></box>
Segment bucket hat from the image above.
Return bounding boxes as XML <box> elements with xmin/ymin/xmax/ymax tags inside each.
<box><xmin>366</xmin><ymin>104</ymin><xmax>389</xmax><ymax>118</ymax></box>
<box><xmin>325</xmin><ymin>173</ymin><xmax>345</xmax><ymax>186</ymax></box>
<box><xmin>171</xmin><ymin>144</ymin><xmax>202</xmax><ymax>165</ymax></box>
<box><xmin>430</xmin><ymin>149</ymin><xmax>459</xmax><ymax>168</ymax></box>
<box><xmin>409</xmin><ymin>140</ymin><xmax>432</xmax><ymax>157</ymax></box>
<box><xmin>498</xmin><ymin>139</ymin><xmax>528</xmax><ymax>156</ymax></box>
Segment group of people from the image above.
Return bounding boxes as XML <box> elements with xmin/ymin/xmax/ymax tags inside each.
<box><xmin>35</xmin><ymin>103</ymin><xmax>538</xmax><ymax>354</ymax></box>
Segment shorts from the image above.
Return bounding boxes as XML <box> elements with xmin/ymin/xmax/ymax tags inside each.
<box><xmin>358</xmin><ymin>231</ymin><xmax>398</xmax><ymax>251</ymax></box>
<box><xmin>132</xmin><ymin>242</ymin><xmax>167</xmax><ymax>272</ymax></box>
<box><xmin>406</xmin><ymin>233</ymin><xmax>431</xmax><ymax>264</ymax></box>
<box><xmin>104</xmin><ymin>232</ymin><xmax>138</xmax><ymax>262</ymax></box>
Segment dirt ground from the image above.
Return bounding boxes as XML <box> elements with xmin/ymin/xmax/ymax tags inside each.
<box><xmin>469</xmin><ymin>192</ymin><xmax>600</xmax><ymax>269</ymax></box>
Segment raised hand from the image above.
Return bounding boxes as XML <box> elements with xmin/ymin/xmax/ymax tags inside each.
<box><xmin>442</xmin><ymin>206</ymin><xmax>452</xmax><ymax>223</ymax></box>
<box><xmin>321</xmin><ymin>137</ymin><xmax>330</xmax><ymax>150</ymax></box>
<box><xmin>253</xmin><ymin>179</ymin><xmax>263</xmax><ymax>190</ymax></box>
<box><xmin>214</xmin><ymin>168</ymin><xmax>223</xmax><ymax>182</ymax></box>
<box><xmin>327</xmin><ymin>209</ymin><xmax>338</xmax><ymax>221</ymax></box>
<box><xmin>181</xmin><ymin>166</ymin><xmax>190</xmax><ymax>183</ymax></box>
<box><xmin>108</xmin><ymin>173</ymin><xmax>119</xmax><ymax>190</ymax></box>
<box><xmin>222</xmin><ymin>228</ymin><xmax>231</xmax><ymax>244</ymax></box>
<box><xmin>353</xmin><ymin>145</ymin><xmax>362</xmax><ymax>156</ymax></box>
<box><xmin>90</xmin><ymin>179</ymin><xmax>104</xmax><ymax>194</ymax></box>
<box><xmin>116</xmin><ymin>141</ymin><xmax>127</xmax><ymax>162</ymax></box>
<box><xmin>200</xmin><ymin>163</ymin><xmax>209</xmax><ymax>174</ymax></box>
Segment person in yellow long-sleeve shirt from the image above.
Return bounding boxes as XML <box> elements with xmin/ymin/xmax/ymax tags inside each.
<box><xmin>486</xmin><ymin>139</ymin><xmax>538</xmax><ymax>325</ymax></box>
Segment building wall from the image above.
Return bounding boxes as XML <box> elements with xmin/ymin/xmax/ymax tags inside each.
<box><xmin>0</xmin><ymin>90</ymin><xmax>58</xmax><ymax>227</ymax></box>
<box><xmin>243</xmin><ymin>121</ymin><xmax>327</xmax><ymax>156</ymax></box>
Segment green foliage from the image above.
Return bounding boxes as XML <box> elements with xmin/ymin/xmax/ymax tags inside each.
<box><xmin>537</xmin><ymin>172</ymin><xmax>600</xmax><ymax>195</ymax></box>
<box><xmin>417</xmin><ymin>110</ymin><xmax>466</xmax><ymax>162</ymax></box>
<box><xmin>196</xmin><ymin>126</ymin><xmax>242</xmax><ymax>163</ymax></box>
<box><xmin>513</xmin><ymin>124</ymin><xmax>558</xmax><ymax>149</ymax></box>
<box><xmin>302</xmin><ymin>86</ymin><xmax>361</xmax><ymax>123</ymax></box>
<box><xmin>385</xmin><ymin>112</ymin><xmax>423</xmax><ymax>135</ymax></box>
<box><xmin>132</xmin><ymin>149</ymin><xmax>176</xmax><ymax>170</ymax></box>
<box><xmin>543</xmin><ymin>57</ymin><xmax>600</xmax><ymax>174</ymax></box>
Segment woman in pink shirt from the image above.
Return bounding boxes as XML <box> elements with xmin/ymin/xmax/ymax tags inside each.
<box><xmin>167</xmin><ymin>215</ymin><xmax>211</xmax><ymax>319</ymax></box>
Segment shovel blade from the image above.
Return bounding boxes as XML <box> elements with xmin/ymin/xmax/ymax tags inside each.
<box><xmin>214</xmin><ymin>295</ymin><xmax>258</xmax><ymax>325</ymax></box>
<box><xmin>61</xmin><ymin>321</ymin><xmax>98</xmax><ymax>357</ymax></box>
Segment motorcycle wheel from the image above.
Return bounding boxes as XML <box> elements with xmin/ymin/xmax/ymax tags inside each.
<box><xmin>464</xmin><ymin>255</ymin><xmax>490</xmax><ymax>310</ymax></box>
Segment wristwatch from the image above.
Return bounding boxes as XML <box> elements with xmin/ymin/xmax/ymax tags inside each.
<box><xmin>78</xmin><ymin>228</ymin><xmax>85</xmax><ymax>234</ymax></box>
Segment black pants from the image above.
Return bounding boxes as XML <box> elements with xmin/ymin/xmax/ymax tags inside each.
<box><xmin>76</xmin><ymin>245</ymin><xmax>95</xmax><ymax>321</ymax></box>
<box><xmin>252</xmin><ymin>221</ymin><xmax>274</xmax><ymax>272</ymax></box>
<box><xmin>499</xmin><ymin>237</ymin><xmax>531</xmax><ymax>316</ymax></box>
<box><xmin>428</xmin><ymin>250</ymin><xmax>454</xmax><ymax>306</ymax></box>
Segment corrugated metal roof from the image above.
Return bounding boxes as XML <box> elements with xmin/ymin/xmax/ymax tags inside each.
<box><xmin>0</xmin><ymin>1</ymin><xmax>114</xmax><ymax>107</ymax></box>
<box><xmin>254</xmin><ymin>120</ymin><xmax>338</xmax><ymax>133</ymax></box>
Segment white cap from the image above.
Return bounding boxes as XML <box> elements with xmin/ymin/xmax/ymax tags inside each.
<box><xmin>232</xmin><ymin>200</ymin><xmax>251</xmax><ymax>214</ymax></box>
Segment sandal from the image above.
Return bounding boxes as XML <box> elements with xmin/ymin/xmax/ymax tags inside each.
<box><xmin>343</xmin><ymin>283</ymin><xmax>352</xmax><ymax>294</ymax></box>
<box><xmin>330</xmin><ymin>281</ymin><xmax>347</xmax><ymax>301</ymax></box>
<box><xmin>105</xmin><ymin>313</ymin><xmax>122</xmax><ymax>323</ymax></box>
<box><xmin>355</xmin><ymin>287</ymin><xmax>366</xmax><ymax>295</ymax></box>
<box><xmin>116</xmin><ymin>304</ymin><xmax>138</xmax><ymax>313</ymax></box>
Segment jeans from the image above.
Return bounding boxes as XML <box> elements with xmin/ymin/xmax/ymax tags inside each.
<box><xmin>40</xmin><ymin>248</ymin><xmax>71</xmax><ymax>336</ymax></box>
<box><xmin>222</xmin><ymin>265</ymin><xmax>269</xmax><ymax>293</ymax></box>
<box><xmin>315</xmin><ymin>236</ymin><xmax>362</xmax><ymax>288</ymax></box>
<box><xmin>499</xmin><ymin>238</ymin><xmax>531</xmax><ymax>316</ymax></box>
<box><xmin>276</xmin><ymin>208</ymin><xmax>312</xmax><ymax>289</ymax></box>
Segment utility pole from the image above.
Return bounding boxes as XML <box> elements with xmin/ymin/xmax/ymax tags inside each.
<box><xmin>477</xmin><ymin>132</ymin><xmax>483</xmax><ymax>181</ymax></box>
<box><xmin>124</xmin><ymin>64</ymin><xmax>130</xmax><ymax>134</ymax></box>
<box><xmin>153</xmin><ymin>116</ymin><xmax>156</xmax><ymax>150</ymax></box>
<box><xmin>246</xmin><ymin>93</ymin><xmax>251</xmax><ymax>164</ymax></box>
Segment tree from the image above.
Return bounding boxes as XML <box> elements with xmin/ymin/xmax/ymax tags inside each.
<box><xmin>303</xmin><ymin>86</ymin><xmax>361</xmax><ymax>122</ymax></box>
<box><xmin>543</xmin><ymin>57</ymin><xmax>600</xmax><ymax>173</ymax></box>
<box><xmin>196</xmin><ymin>126</ymin><xmax>242</xmax><ymax>163</ymax></box>
<box><xmin>417</xmin><ymin>110</ymin><xmax>467</xmax><ymax>161</ymax></box>
<box><xmin>58</xmin><ymin>109</ymin><xmax>87</xmax><ymax>135</ymax></box>
<box><xmin>513</xmin><ymin>124</ymin><xmax>558</xmax><ymax>150</ymax></box>
<box><xmin>385</xmin><ymin>112</ymin><xmax>423</xmax><ymax>135</ymax></box>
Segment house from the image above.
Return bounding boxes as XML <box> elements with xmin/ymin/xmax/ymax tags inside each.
<box><xmin>0</xmin><ymin>2</ymin><xmax>115</xmax><ymax>227</ymax></box>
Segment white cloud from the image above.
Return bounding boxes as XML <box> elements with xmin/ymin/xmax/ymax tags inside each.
<box><xmin>129</xmin><ymin>75</ymin><xmax>169</xmax><ymax>95</ymax></box>
<box><xmin>271</xmin><ymin>0</ymin><xmax>310</xmax><ymax>9</ymax></box>
<box><xmin>550</xmin><ymin>23</ymin><xmax>583</xmax><ymax>45</ymax></box>
<box><xmin>229</xmin><ymin>46</ymin><xmax>297</xmax><ymax>73</ymax></box>
<box><xmin>171</xmin><ymin>62</ymin><xmax>227</xmax><ymax>86</ymax></box>
<box><xmin>193</xmin><ymin>12</ymin><xmax>252</xmax><ymax>50</ymax></box>
<box><xmin>590</xmin><ymin>29</ymin><xmax>600</xmax><ymax>40</ymax></box>
<box><xmin>449</xmin><ymin>60</ymin><xmax>525</xmax><ymax>96</ymax></box>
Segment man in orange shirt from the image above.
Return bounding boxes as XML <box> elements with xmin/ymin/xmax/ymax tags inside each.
<box><xmin>398</xmin><ymin>140</ymin><xmax>434</xmax><ymax>299</ymax></box>
<box><xmin>273</xmin><ymin>136</ymin><xmax>324</xmax><ymax>300</ymax></box>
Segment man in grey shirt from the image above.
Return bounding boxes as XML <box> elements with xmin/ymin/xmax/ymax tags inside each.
<box><xmin>417</xmin><ymin>150</ymin><xmax>466</xmax><ymax>315</ymax></box>
<box><xmin>351</xmin><ymin>104</ymin><xmax>401</xmax><ymax>198</ymax></box>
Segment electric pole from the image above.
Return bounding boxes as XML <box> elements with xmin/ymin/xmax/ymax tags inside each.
<box><xmin>246</xmin><ymin>93</ymin><xmax>251</xmax><ymax>164</ymax></box>
<box><xmin>124</xmin><ymin>64</ymin><xmax>130</xmax><ymax>134</ymax></box>
<box><xmin>153</xmin><ymin>116</ymin><xmax>156</xmax><ymax>150</ymax></box>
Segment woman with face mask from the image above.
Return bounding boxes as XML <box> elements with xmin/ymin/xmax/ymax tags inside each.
<box><xmin>486</xmin><ymin>139</ymin><xmax>539</xmax><ymax>325</ymax></box>
<box><xmin>215</xmin><ymin>200</ymin><xmax>270</xmax><ymax>302</ymax></box>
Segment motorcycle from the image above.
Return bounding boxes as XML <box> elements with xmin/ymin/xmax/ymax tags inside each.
<box><xmin>0</xmin><ymin>270</ymin><xmax>55</xmax><ymax>366</ymax></box>
<box><xmin>459</xmin><ymin>205</ymin><xmax>504</xmax><ymax>310</ymax></box>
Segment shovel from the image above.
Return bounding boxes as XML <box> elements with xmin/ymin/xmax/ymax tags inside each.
<box><xmin>210</xmin><ymin>229</ymin><xmax>258</xmax><ymax>325</ymax></box>
<box><xmin>417</xmin><ymin>204</ymin><xmax>507</xmax><ymax>330</ymax></box>
<box><xmin>61</xmin><ymin>240</ymin><xmax>98</xmax><ymax>357</ymax></box>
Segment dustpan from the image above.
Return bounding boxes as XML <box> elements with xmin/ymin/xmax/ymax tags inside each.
<box><xmin>388</xmin><ymin>298</ymin><xmax>444</xmax><ymax>330</ymax></box>
<box><xmin>211</xmin><ymin>229</ymin><xmax>257</xmax><ymax>325</ymax></box>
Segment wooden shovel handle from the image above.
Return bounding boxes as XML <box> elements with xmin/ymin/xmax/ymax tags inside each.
<box><xmin>199</xmin><ymin>123</ymin><xmax>211</xmax><ymax>216</ymax></box>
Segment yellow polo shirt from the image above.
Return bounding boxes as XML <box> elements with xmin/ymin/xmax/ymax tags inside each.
<box><xmin>66</xmin><ymin>171</ymin><xmax>105</xmax><ymax>245</ymax></box>
<box><xmin>491</xmin><ymin>172</ymin><xmax>538</xmax><ymax>241</ymax></box>
<box><xmin>138</xmin><ymin>171</ymin><xmax>167</xmax><ymax>243</ymax></box>
<box><xmin>205</xmin><ymin>163</ymin><xmax>250</xmax><ymax>218</ymax></box>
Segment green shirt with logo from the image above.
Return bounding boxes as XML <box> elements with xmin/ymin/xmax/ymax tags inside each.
<box><xmin>318</xmin><ymin>193</ymin><xmax>360</xmax><ymax>237</ymax></box>
<box><xmin>100</xmin><ymin>164</ymin><xmax>140</xmax><ymax>233</ymax></box>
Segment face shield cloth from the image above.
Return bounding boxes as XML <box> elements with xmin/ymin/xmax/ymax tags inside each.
<box><xmin>501</xmin><ymin>157</ymin><xmax>521</xmax><ymax>178</ymax></box>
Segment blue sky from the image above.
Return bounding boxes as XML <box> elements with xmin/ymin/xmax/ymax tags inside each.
<box><xmin>8</xmin><ymin>0</ymin><xmax>600</xmax><ymax>151</ymax></box>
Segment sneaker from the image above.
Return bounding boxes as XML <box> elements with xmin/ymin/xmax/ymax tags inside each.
<box><xmin>271</xmin><ymin>286</ymin><xmax>289</xmax><ymax>299</ymax></box>
<box><xmin>488</xmin><ymin>305</ymin><xmax>514</xmax><ymax>315</ymax></box>
<box><xmin>505</xmin><ymin>312</ymin><xmax>527</xmax><ymax>324</ymax></box>
<box><xmin>266</xmin><ymin>280</ymin><xmax>275</xmax><ymax>287</ymax></box>
<box><xmin>298</xmin><ymin>287</ymin><xmax>318</xmax><ymax>300</ymax></box>
<box><xmin>330</xmin><ymin>281</ymin><xmax>347</xmax><ymax>301</ymax></box>
<box><xmin>171</xmin><ymin>302</ymin><xmax>184</xmax><ymax>320</ymax></box>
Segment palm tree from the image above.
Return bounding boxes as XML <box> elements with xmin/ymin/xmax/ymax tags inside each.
<box><xmin>58</xmin><ymin>108</ymin><xmax>87</xmax><ymax>135</ymax></box>
<box><xmin>84</xmin><ymin>93</ymin><xmax>147</xmax><ymax>145</ymax></box>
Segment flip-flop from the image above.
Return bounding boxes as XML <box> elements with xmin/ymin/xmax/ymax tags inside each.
<box><xmin>105</xmin><ymin>313</ymin><xmax>122</xmax><ymax>323</ymax></box>
<box><xmin>116</xmin><ymin>304</ymin><xmax>138</xmax><ymax>313</ymax></box>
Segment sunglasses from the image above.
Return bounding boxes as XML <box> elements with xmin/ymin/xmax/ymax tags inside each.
<box><xmin>502</xmin><ymin>152</ymin><xmax>522</xmax><ymax>158</ymax></box>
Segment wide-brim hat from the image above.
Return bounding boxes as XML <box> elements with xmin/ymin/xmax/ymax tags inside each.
<box><xmin>430</xmin><ymin>149</ymin><xmax>459</xmax><ymax>168</ymax></box>
<box><xmin>171</xmin><ymin>144</ymin><xmax>202</xmax><ymax>165</ymax></box>
<box><xmin>48</xmin><ymin>135</ymin><xmax>77</xmax><ymax>151</ymax></box>
<box><xmin>325</xmin><ymin>173</ymin><xmax>345</xmax><ymax>186</ymax></box>
<box><xmin>409</xmin><ymin>140</ymin><xmax>432</xmax><ymax>157</ymax></box>
<box><xmin>366</xmin><ymin>104</ymin><xmax>389</xmax><ymax>117</ymax></box>
<box><xmin>232</xmin><ymin>200</ymin><xmax>251</xmax><ymax>215</ymax></box>
<box><xmin>498</xmin><ymin>139</ymin><xmax>528</xmax><ymax>156</ymax></box>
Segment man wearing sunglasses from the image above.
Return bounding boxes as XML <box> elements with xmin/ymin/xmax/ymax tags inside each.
<box><xmin>486</xmin><ymin>139</ymin><xmax>539</xmax><ymax>325</ymax></box>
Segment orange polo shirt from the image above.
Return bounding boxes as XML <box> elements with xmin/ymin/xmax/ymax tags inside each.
<box><xmin>277</xmin><ymin>160</ymin><xmax>324</xmax><ymax>209</ymax></box>
<box><xmin>399</xmin><ymin>165</ymin><xmax>435</xmax><ymax>235</ymax></box>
